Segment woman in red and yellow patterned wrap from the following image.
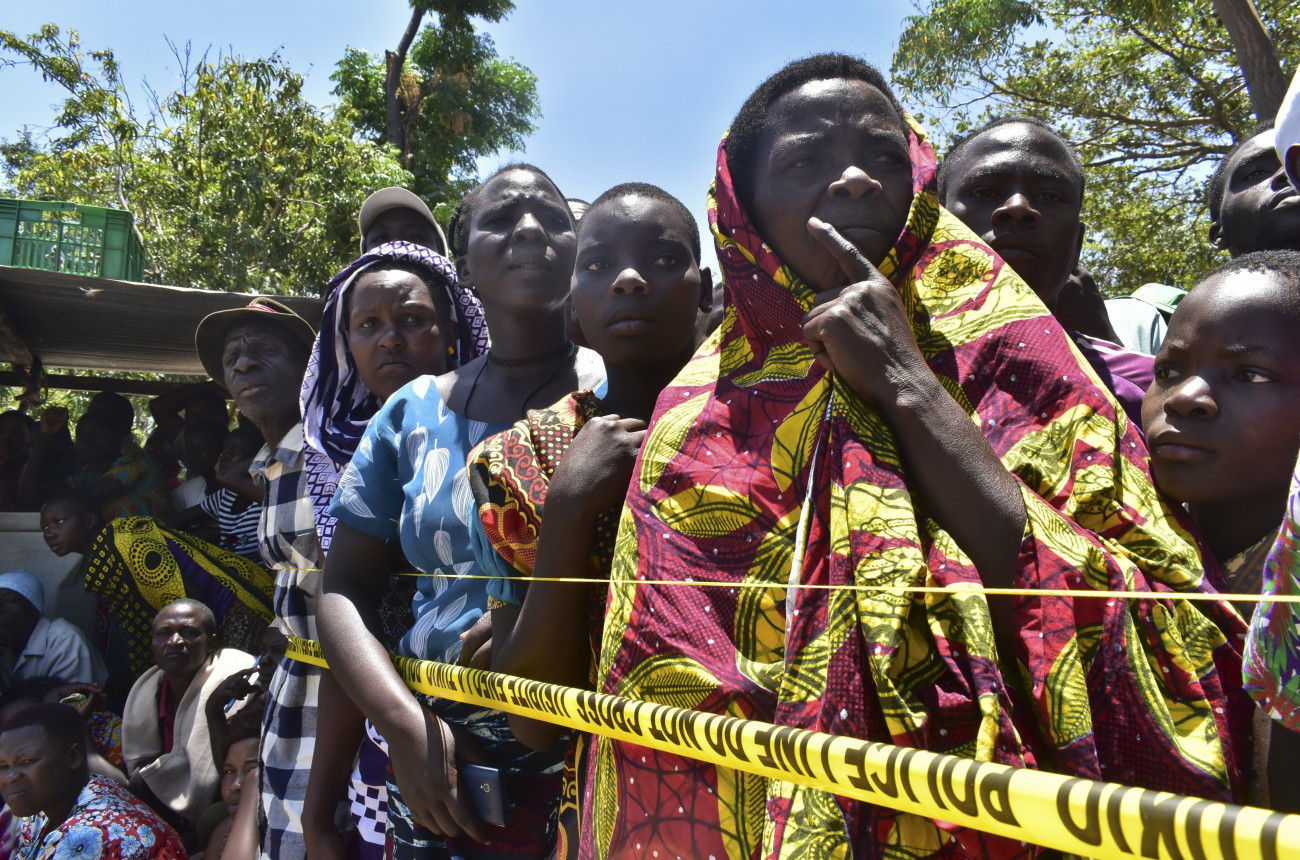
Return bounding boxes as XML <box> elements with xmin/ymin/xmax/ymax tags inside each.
<box><xmin>584</xmin><ymin>54</ymin><xmax>1252</xmax><ymax>860</ymax></box>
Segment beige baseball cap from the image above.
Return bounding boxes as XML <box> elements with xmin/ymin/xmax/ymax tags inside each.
<box><xmin>358</xmin><ymin>187</ymin><xmax>448</xmax><ymax>256</ymax></box>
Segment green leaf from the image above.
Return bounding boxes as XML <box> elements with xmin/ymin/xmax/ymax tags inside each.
<box><xmin>892</xmin><ymin>0</ymin><xmax>1298</xmax><ymax>293</ymax></box>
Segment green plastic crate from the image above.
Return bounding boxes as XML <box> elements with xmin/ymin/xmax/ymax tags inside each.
<box><xmin>0</xmin><ymin>198</ymin><xmax>146</xmax><ymax>281</ymax></box>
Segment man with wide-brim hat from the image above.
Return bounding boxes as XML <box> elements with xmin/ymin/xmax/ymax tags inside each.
<box><xmin>194</xmin><ymin>296</ymin><xmax>323</xmax><ymax>860</ymax></box>
<box><xmin>357</xmin><ymin>186</ymin><xmax>448</xmax><ymax>256</ymax></box>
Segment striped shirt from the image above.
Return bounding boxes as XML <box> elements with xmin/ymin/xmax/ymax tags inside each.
<box><xmin>199</xmin><ymin>487</ymin><xmax>264</xmax><ymax>563</ymax></box>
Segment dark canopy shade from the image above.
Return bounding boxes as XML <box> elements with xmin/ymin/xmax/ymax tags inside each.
<box><xmin>0</xmin><ymin>265</ymin><xmax>324</xmax><ymax>376</ymax></box>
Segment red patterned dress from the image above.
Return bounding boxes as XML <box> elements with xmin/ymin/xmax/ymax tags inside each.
<box><xmin>581</xmin><ymin>117</ymin><xmax>1251</xmax><ymax>859</ymax></box>
<box><xmin>469</xmin><ymin>390</ymin><xmax>619</xmax><ymax>860</ymax></box>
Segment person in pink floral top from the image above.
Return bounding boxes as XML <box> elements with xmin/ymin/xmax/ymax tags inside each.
<box><xmin>0</xmin><ymin>704</ymin><xmax>185</xmax><ymax>860</ymax></box>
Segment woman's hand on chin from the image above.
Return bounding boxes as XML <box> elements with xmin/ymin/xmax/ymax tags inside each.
<box><xmin>801</xmin><ymin>217</ymin><xmax>933</xmax><ymax>411</ymax></box>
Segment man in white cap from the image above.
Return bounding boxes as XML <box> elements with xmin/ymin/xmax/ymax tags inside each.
<box><xmin>0</xmin><ymin>570</ymin><xmax>106</xmax><ymax>688</ymax></box>
<box><xmin>1279</xmin><ymin>70</ymin><xmax>1300</xmax><ymax>190</ymax></box>
<box><xmin>357</xmin><ymin>186</ymin><xmax>448</xmax><ymax>256</ymax></box>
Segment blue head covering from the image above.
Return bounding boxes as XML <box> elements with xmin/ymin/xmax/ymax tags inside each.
<box><xmin>0</xmin><ymin>570</ymin><xmax>44</xmax><ymax>613</ymax></box>
<box><xmin>301</xmin><ymin>240</ymin><xmax>489</xmax><ymax>470</ymax></box>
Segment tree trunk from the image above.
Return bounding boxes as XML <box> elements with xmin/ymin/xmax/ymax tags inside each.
<box><xmin>384</xmin><ymin>6</ymin><xmax>427</xmax><ymax>155</ymax></box>
<box><xmin>1211</xmin><ymin>0</ymin><xmax>1288</xmax><ymax>121</ymax></box>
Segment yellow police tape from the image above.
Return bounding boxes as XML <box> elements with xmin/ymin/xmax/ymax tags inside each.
<box><xmin>284</xmin><ymin>567</ymin><xmax>1300</xmax><ymax>602</ymax></box>
<box><xmin>286</xmin><ymin>636</ymin><xmax>1300</xmax><ymax>859</ymax></box>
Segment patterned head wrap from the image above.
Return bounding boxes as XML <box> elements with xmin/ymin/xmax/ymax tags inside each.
<box><xmin>301</xmin><ymin>240</ymin><xmax>489</xmax><ymax>470</ymax></box>
<box><xmin>586</xmin><ymin>115</ymin><xmax>1251</xmax><ymax>859</ymax></box>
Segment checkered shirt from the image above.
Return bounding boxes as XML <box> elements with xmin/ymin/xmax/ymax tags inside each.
<box><xmin>250</xmin><ymin>424</ymin><xmax>323</xmax><ymax>860</ymax></box>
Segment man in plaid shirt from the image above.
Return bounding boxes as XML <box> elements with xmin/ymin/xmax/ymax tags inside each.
<box><xmin>196</xmin><ymin>298</ymin><xmax>322</xmax><ymax>860</ymax></box>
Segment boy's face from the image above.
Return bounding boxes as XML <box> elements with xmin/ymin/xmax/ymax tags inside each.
<box><xmin>181</xmin><ymin>430</ymin><xmax>223</xmax><ymax>477</ymax></box>
<box><xmin>571</xmin><ymin>195</ymin><xmax>709</xmax><ymax>368</ymax></box>
<box><xmin>218</xmin><ymin>434</ymin><xmax>258</xmax><ymax>468</ymax></box>
<box><xmin>364</xmin><ymin>208</ymin><xmax>443</xmax><ymax>255</ymax></box>
<box><xmin>1142</xmin><ymin>269</ymin><xmax>1300</xmax><ymax>508</ymax></box>
<box><xmin>40</xmin><ymin>501</ymin><xmax>97</xmax><ymax>557</ymax></box>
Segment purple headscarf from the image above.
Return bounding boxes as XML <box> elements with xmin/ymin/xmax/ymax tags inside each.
<box><xmin>301</xmin><ymin>240</ymin><xmax>489</xmax><ymax>470</ymax></box>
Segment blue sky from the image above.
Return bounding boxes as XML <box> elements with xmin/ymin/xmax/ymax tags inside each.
<box><xmin>3</xmin><ymin>2</ymin><xmax>916</xmax><ymax>272</ymax></box>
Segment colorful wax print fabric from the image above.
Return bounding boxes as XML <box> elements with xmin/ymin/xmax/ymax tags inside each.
<box><xmin>469</xmin><ymin>389</ymin><xmax>618</xmax><ymax>622</ymax></box>
<box><xmin>69</xmin><ymin>445</ymin><xmax>171</xmax><ymax>522</ymax></box>
<box><xmin>2</xmin><ymin>805</ymin><xmax>15</xmax><ymax>860</ymax></box>
<box><xmin>1222</xmin><ymin>528</ymin><xmax>1278</xmax><ymax>598</ymax></box>
<box><xmin>13</xmin><ymin>776</ymin><xmax>186</xmax><ymax>860</ymax></box>
<box><xmin>1245</xmin><ymin>451</ymin><xmax>1300</xmax><ymax>731</ymax></box>
<box><xmin>88</xmin><ymin>711</ymin><xmax>125</xmax><ymax>769</ymax></box>
<box><xmin>81</xmin><ymin>516</ymin><xmax>274</xmax><ymax>688</ymax></box>
<box><xmin>585</xmin><ymin>119</ymin><xmax>1251</xmax><ymax>860</ymax></box>
<box><xmin>468</xmin><ymin>390</ymin><xmax>619</xmax><ymax>860</ymax></box>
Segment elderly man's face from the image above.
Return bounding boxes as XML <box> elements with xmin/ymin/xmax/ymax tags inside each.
<box><xmin>0</xmin><ymin>725</ymin><xmax>83</xmax><ymax>818</ymax></box>
<box><xmin>220</xmin><ymin>319</ymin><xmax>306</xmax><ymax>429</ymax></box>
<box><xmin>150</xmin><ymin>603</ymin><xmax>216</xmax><ymax>679</ymax></box>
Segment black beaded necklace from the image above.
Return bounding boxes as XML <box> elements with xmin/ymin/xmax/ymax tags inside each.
<box><xmin>468</xmin><ymin>340</ymin><xmax>577</xmax><ymax>415</ymax></box>
<box><xmin>485</xmin><ymin>339</ymin><xmax>575</xmax><ymax>368</ymax></box>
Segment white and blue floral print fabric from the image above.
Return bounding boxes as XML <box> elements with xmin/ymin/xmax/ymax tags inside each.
<box><xmin>330</xmin><ymin>374</ymin><xmax>507</xmax><ymax>664</ymax></box>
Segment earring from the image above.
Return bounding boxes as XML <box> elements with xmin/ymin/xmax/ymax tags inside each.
<box><xmin>447</xmin><ymin>345</ymin><xmax>456</xmax><ymax>356</ymax></box>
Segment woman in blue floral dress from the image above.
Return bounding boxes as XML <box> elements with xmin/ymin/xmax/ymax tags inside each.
<box><xmin>318</xmin><ymin>164</ymin><xmax>604</xmax><ymax>859</ymax></box>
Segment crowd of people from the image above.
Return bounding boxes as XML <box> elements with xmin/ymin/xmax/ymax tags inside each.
<box><xmin>1</xmin><ymin>51</ymin><xmax>1299</xmax><ymax>859</ymax></box>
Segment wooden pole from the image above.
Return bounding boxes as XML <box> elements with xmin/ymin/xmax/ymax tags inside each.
<box><xmin>0</xmin><ymin>370</ymin><xmax>214</xmax><ymax>398</ymax></box>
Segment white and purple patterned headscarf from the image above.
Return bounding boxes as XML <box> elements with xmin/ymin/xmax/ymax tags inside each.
<box><xmin>301</xmin><ymin>240</ymin><xmax>489</xmax><ymax>470</ymax></box>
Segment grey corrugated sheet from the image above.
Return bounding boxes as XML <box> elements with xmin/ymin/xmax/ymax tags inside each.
<box><xmin>0</xmin><ymin>265</ymin><xmax>324</xmax><ymax>374</ymax></box>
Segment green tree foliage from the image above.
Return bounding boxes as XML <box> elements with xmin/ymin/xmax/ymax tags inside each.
<box><xmin>892</xmin><ymin>0</ymin><xmax>1299</xmax><ymax>293</ymax></box>
<box><xmin>330</xmin><ymin>0</ymin><xmax>540</xmax><ymax>214</ymax></box>
<box><xmin>1</xmin><ymin>24</ymin><xmax>412</xmax><ymax>295</ymax></box>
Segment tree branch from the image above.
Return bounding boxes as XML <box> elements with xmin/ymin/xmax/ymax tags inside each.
<box><xmin>384</xmin><ymin>5</ymin><xmax>426</xmax><ymax>153</ymax></box>
<box><xmin>1209</xmin><ymin>0</ymin><xmax>1287</xmax><ymax>119</ymax></box>
<box><xmin>977</xmin><ymin>72</ymin><xmax>1216</xmax><ymax>134</ymax></box>
<box><xmin>1122</xmin><ymin>21</ymin><xmax>1235</xmax><ymax>136</ymax></box>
